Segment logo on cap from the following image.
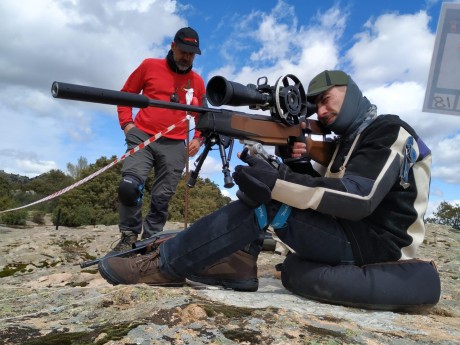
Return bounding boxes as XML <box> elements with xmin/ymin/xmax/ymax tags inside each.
<box><xmin>183</xmin><ymin>37</ymin><xmax>198</xmax><ymax>44</ymax></box>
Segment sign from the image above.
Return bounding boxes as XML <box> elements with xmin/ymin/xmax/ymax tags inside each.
<box><xmin>423</xmin><ymin>3</ymin><xmax>460</xmax><ymax>116</ymax></box>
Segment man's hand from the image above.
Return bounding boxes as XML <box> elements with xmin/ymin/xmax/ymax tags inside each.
<box><xmin>232</xmin><ymin>154</ymin><xmax>279</xmax><ymax>206</ymax></box>
<box><xmin>187</xmin><ymin>138</ymin><xmax>202</xmax><ymax>157</ymax></box>
<box><xmin>290</xmin><ymin>141</ymin><xmax>307</xmax><ymax>158</ymax></box>
<box><xmin>289</xmin><ymin>121</ymin><xmax>308</xmax><ymax>158</ymax></box>
<box><xmin>123</xmin><ymin>122</ymin><xmax>135</xmax><ymax>135</ymax></box>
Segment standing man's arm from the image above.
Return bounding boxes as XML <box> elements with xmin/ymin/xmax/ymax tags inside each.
<box><xmin>187</xmin><ymin>79</ymin><xmax>206</xmax><ymax>157</ymax></box>
<box><xmin>117</xmin><ymin>61</ymin><xmax>146</xmax><ymax>132</ymax></box>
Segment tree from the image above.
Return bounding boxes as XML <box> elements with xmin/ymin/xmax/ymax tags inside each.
<box><xmin>24</xmin><ymin>169</ymin><xmax>73</xmax><ymax>213</ymax></box>
<box><xmin>426</xmin><ymin>201</ymin><xmax>460</xmax><ymax>230</ymax></box>
<box><xmin>55</xmin><ymin>156</ymin><xmax>121</xmax><ymax>227</ymax></box>
<box><xmin>167</xmin><ymin>175</ymin><xmax>231</xmax><ymax>223</ymax></box>
<box><xmin>67</xmin><ymin>156</ymin><xmax>88</xmax><ymax>180</ymax></box>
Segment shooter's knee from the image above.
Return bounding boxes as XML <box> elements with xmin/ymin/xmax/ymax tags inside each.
<box><xmin>118</xmin><ymin>174</ymin><xmax>145</xmax><ymax>207</ymax></box>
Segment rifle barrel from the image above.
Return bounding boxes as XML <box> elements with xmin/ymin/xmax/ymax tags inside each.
<box><xmin>51</xmin><ymin>81</ymin><xmax>213</xmax><ymax>113</ymax></box>
<box><xmin>79</xmin><ymin>246</ymin><xmax>146</xmax><ymax>268</ymax></box>
<box><xmin>79</xmin><ymin>229</ymin><xmax>183</xmax><ymax>268</ymax></box>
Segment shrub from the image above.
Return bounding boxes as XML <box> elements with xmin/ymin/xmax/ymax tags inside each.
<box><xmin>31</xmin><ymin>210</ymin><xmax>46</xmax><ymax>225</ymax></box>
<box><xmin>1</xmin><ymin>210</ymin><xmax>27</xmax><ymax>226</ymax></box>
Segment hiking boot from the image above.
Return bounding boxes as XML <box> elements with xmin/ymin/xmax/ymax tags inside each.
<box><xmin>105</xmin><ymin>231</ymin><xmax>138</xmax><ymax>258</ymax></box>
<box><xmin>187</xmin><ymin>250</ymin><xmax>259</xmax><ymax>292</ymax></box>
<box><xmin>98</xmin><ymin>249</ymin><xmax>185</xmax><ymax>287</ymax></box>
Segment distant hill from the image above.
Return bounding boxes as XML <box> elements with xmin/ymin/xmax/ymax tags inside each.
<box><xmin>0</xmin><ymin>170</ymin><xmax>31</xmax><ymax>185</ymax></box>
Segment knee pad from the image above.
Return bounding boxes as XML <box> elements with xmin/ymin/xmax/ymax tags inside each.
<box><xmin>118</xmin><ymin>174</ymin><xmax>145</xmax><ymax>207</ymax></box>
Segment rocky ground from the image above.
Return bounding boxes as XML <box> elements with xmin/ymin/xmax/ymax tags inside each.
<box><xmin>0</xmin><ymin>221</ymin><xmax>459</xmax><ymax>345</ymax></box>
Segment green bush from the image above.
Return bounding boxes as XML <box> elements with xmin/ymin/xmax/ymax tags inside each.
<box><xmin>1</xmin><ymin>210</ymin><xmax>27</xmax><ymax>226</ymax></box>
<box><xmin>31</xmin><ymin>210</ymin><xmax>46</xmax><ymax>225</ymax></box>
<box><xmin>1</xmin><ymin>155</ymin><xmax>232</xmax><ymax>228</ymax></box>
<box><xmin>54</xmin><ymin>204</ymin><xmax>98</xmax><ymax>227</ymax></box>
<box><xmin>99</xmin><ymin>212</ymin><xmax>119</xmax><ymax>226</ymax></box>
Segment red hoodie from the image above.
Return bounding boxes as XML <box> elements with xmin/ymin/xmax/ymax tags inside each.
<box><xmin>117</xmin><ymin>58</ymin><xmax>205</xmax><ymax>140</ymax></box>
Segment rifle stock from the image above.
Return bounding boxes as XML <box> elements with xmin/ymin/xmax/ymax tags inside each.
<box><xmin>196</xmin><ymin>111</ymin><xmax>335</xmax><ymax>164</ymax></box>
<box><xmin>306</xmin><ymin>138</ymin><xmax>336</xmax><ymax>166</ymax></box>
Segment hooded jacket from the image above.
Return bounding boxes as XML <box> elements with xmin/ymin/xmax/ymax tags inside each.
<box><xmin>272</xmin><ymin>80</ymin><xmax>432</xmax><ymax>265</ymax></box>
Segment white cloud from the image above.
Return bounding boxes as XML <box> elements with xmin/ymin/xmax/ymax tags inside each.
<box><xmin>346</xmin><ymin>8</ymin><xmax>460</xmax><ymax>188</ymax></box>
<box><xmin>430</xmin><ymin>133</ymin><xmax>460</xmax><ymax>184</ymax></box>
<box><xmin>220</xmin><ymin>188</ymin><xmax>237</xmax><ymax>201</ymax></box>
<box><xmin>207</xmin><ymin>3</ymin><xmax>346</xmax><ymax>88</ymax></box>
<box><xmin>346</xmin><ymin>11</ymin><xmax>435</xmax><ymax>87</ymax></box>
<box><xmin>188</xmin><ymin>155</ymin><xmax>225</xmax><ymax>178</ymax></box>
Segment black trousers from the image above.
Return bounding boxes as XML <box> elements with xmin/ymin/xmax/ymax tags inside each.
<box><xmin>160</xmin><ymin>200</ymin><xmax>355</xmax><ymax>279</ymax></box>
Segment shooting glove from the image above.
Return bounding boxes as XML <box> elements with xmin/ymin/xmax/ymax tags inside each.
<box><xmin>232</xmin><ymin>154</ymin><xmax>278</xmax><ymax>206</ymax></box>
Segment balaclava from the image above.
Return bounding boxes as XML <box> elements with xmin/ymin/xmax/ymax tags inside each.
<box><xmin>306</xmin><ymin>70</ymin><xmax>372</xmax><ymax>136</ymax></box>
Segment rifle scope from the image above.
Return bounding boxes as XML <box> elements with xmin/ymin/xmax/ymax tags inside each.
<box><xmin>206</xmin><ymin>75</ymin><xmax>309</xmax><ymax>126</ymax></box>
<box><xmin>206</xmin><ymin>76</ymin><xmax>271</xmax><ymax>107</ymax></box>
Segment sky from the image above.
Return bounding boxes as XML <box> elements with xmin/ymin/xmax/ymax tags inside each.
<box><xmin>1</xmin><ymin>0</ymin><xmax>460</xmax><ymax>218</ymax></box>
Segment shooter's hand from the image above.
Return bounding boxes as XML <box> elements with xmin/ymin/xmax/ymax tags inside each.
<box><xmin>290</xmin><ymin>141</ymin><xmax>307</xmax><ymax>158</ymax></box>
<box><xmin>289</xmin><ymin>120</ymin><xmax>308</xmax><ymax>158</ymax></box>
<box><xmin>232</xmin><ymin>151</ymin><xmax>279</xmax><ymax>206</ymax></box>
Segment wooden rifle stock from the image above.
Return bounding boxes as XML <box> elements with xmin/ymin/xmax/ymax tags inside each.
<box><xmin>306</xmin><ymin>138</ymin><xmax>336</xmax><ymax>166</ymax></box>
<box><xmin>195</xmin><ymin>111</ymin><xmax>336</xmax><ymax>165</ymax></box>
<box><xmin>304</xmin><ymin>118</ymin><xmax>336</xmax><ymax>166</ymax></box>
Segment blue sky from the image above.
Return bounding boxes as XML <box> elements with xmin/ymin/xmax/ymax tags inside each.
<box><xmin>1</xmin><ymin>0</ymin><xmax>459</xmax><ymax>217</ymax></box>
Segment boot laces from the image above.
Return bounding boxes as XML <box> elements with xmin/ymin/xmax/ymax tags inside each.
<box><xmin>111</xmin><ymin>231</ymin><xmax>136</xmax><ymax>250</ymax></box>
<box><xmin>135</xmin><ymin>251</ymin><xmax>160</xmax><ymax>273</ymax></box>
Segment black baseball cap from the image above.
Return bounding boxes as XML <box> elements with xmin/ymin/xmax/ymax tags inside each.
<box><xmin>306</xmin><ymin>70</ymin><xmax>349</xmax><ymax>102</ymax></box>
<box><xmin>174</xmin><ymin>27</ymin><xmax>201</xmax><ymax>55</ymax></box>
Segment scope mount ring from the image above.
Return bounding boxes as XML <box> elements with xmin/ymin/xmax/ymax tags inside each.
<box><xmin>274</xmin><ymin>74</ymin><xmax>307</xmax><ymax>125</ymax></box>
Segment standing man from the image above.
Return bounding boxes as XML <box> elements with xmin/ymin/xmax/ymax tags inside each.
<box><xmin>107</xmin><ymin>27</ymin><xmax>206</xmax><ymax>256</ymax></box>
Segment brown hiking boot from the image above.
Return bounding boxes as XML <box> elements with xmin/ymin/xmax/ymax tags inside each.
<box><xmin>105</xmin><ymin>231</ymin><xmax>138</xmax><ymax>258</ymax></box>
<box><xmin>187</xmin><ymin>250</ymin><xmax>259</xmax><ymax>292</ymax></box>
<box><xmin>98</xmin><ymin>249</ymin><xmax>185</xmax><ymax>287</ymax></box>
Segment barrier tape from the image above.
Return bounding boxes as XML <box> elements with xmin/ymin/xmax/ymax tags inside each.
<box><xmin>0</xmin><ymin>116</ymin><xmax>191</xmax><ymax>214</ymax></box>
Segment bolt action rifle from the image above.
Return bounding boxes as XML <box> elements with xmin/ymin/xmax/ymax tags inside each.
<box><xmin>51</xmin><ymin>74</ymin><xmax>336</xmax><ymax>190</ymax></box>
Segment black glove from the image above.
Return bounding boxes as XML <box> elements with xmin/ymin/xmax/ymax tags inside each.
<box><xmin>232</xmin><ymin>154</ymin><xmax>278</xmax><ymax>206</ymax></box>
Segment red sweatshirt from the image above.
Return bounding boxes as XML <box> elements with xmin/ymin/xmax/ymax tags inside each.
<box><xmin>117</xmin><ymin>58</ymin><xmax>205</xmax><ymax>140</ymax></box>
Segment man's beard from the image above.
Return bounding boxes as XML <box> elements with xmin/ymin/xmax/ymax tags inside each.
<box><xmin>175</xmin><ymin>60</ymin><xmax>192</xmax><ymax>71</ymax></box>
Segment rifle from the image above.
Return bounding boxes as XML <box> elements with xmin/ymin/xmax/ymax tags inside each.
<box><xmin>80</xmin><ymin>229</ymin><xmax>181</xmax><ymax>268</ymax></box>
<box><xmin>51</xmin><ymin>74</ymin><xmax>336</xmax><ymax>189</ymax></box>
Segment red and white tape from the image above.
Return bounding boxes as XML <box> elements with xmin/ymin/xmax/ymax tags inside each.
<box><xmin>0</xmin><ymin>116</ymin><xmax>191</xmax><ymax>214</ymax></box>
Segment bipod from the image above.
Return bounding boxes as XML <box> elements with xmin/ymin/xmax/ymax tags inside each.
<box><xmin>187</xmin><ymin>134</ymin><xmax>234</xmax><ymax>188</ymax></box>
